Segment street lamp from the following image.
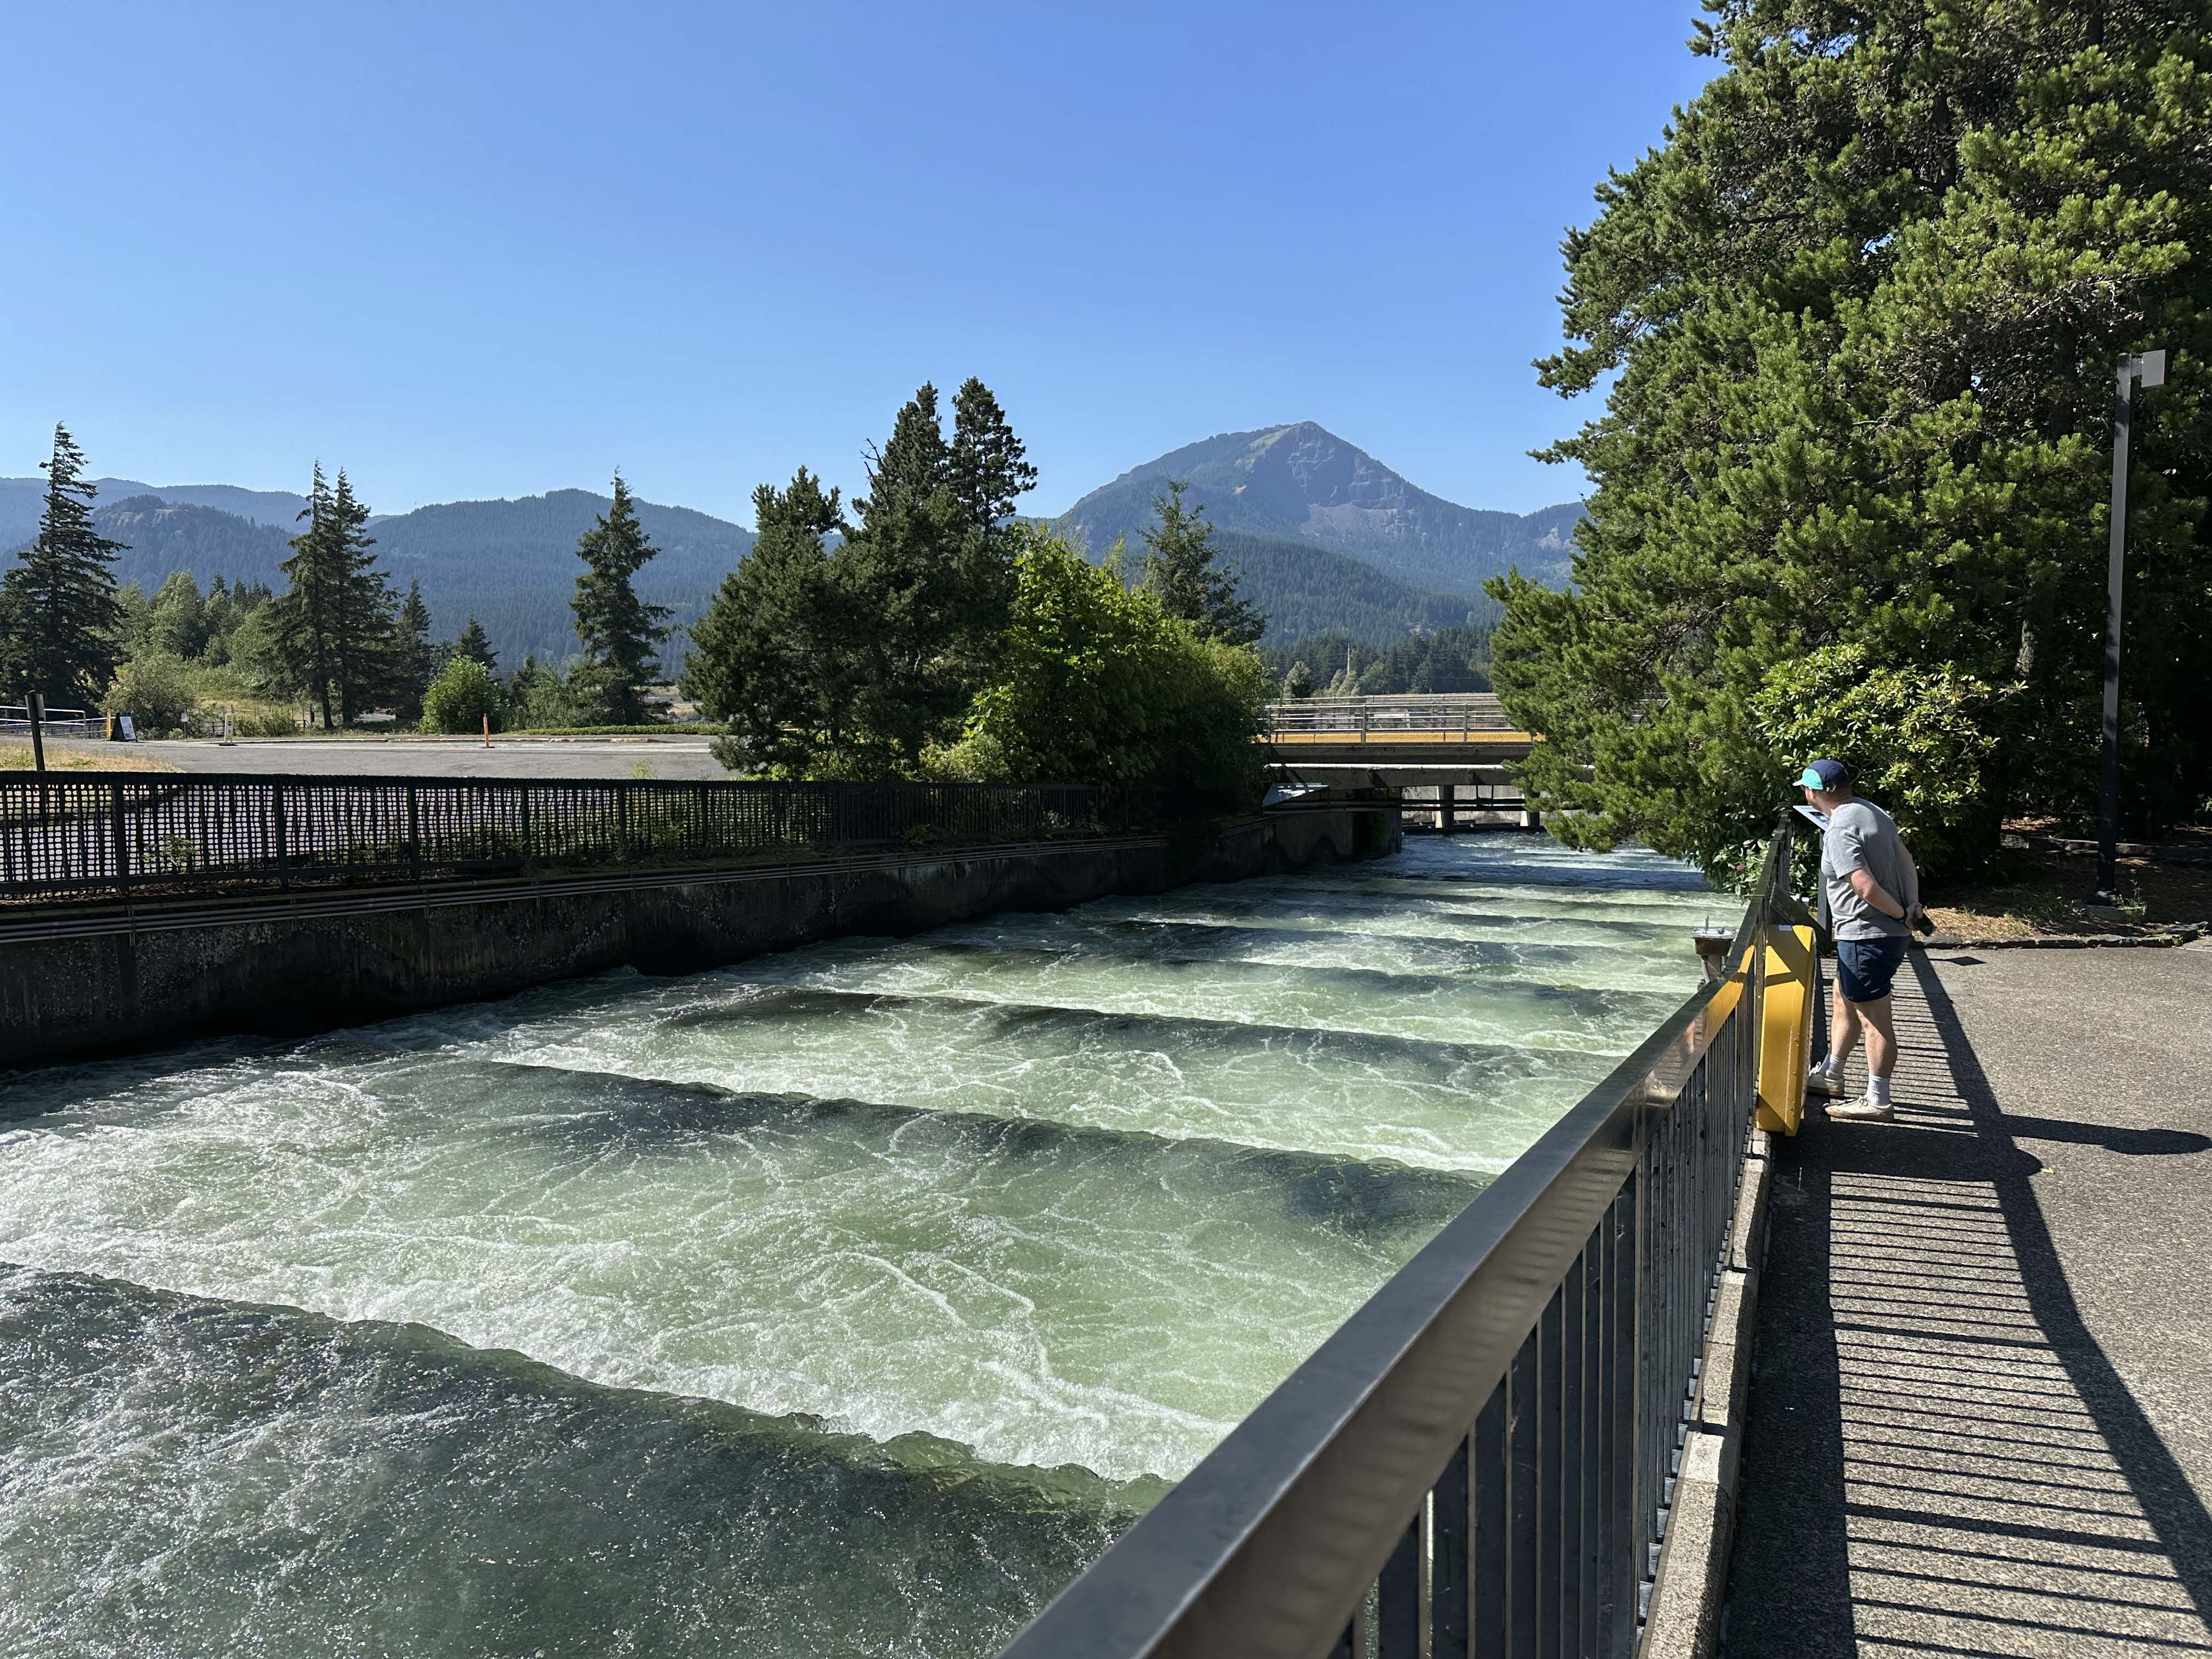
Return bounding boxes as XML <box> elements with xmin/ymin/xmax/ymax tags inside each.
<box><xmin>2094</xmin><ymin>347</ymin><xmax>2164</xmax><ymax>906</ymax></box>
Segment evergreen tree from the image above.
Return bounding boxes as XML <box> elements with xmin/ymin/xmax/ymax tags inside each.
<box><xmin>453</xmin><ymin>616</ymin><xmax>498</xmax><ymax>672</ymax></box>
<box><xmin>684</xmin><ymin>469</ymin><xmax>849</xmax><ymax>773</ymax></box>
<box><xmin>686</xmin><ymin>379</ymin><xmax>1041</xmax><ymax>776</ymax></box>
<box><xmin>1491</xmin><ymin>0</ymin><xmax>2212</xmax><ymax>871</ymax></box>
<box><xmin>1139</xmin><ymin>479</ymin><xmax>1265</xmax><ymax>647</ymax></box>
<box><xmin>568</xmin><ymin>475</ymin><xmax>672</xmax><ymax>725</ymax></box>
<box><xmin>272</xmin><ymin>465</ymin><xmax>399</xmax><ymax>727</ymax></box>
<box><xmin>1282</xmin><ymin>660</ymin><xmax>1314</xmax><ymax>699</ymax></box>
<box><xmin>392</xmin><ymin>580</ymin><xmax>439</xmax><ymax>715</ymax></box>
<box><xmin>834</xmin><ymin>383</ymin><xmax>1028</xmax><ymax>767</ymax></box>
<box><xmin>946</xmin><ymin>376</ymin><xmax>1039</xmax><ymax>535</ymax></box>
<box><xmin>0</xmin><ymin>424</ymin><xmax>126</xmax><ymax>704</ymax></box>
<box><xmin>327</xmin><ymin>471</ymin><xmax>398</xmax><ymax>724</ymax></box>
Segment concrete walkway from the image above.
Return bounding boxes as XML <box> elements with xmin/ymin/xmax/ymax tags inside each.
<box><xmin>1724</xmin><ymin>944</ymin><xmax>2212</xmax><ymax>1656</ymax></box>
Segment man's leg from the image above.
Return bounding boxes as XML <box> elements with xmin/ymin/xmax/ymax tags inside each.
<box><xmin>1830</xmin><ymin>990</ymin><xmax>1862</xmax><ymax>1064</ymax></box>
<box><xmin>1826</xmin><ymin>939</ymin><xmax>1903</xmax><ymax>1120</ymax></box>
<box><xmin>1809</xmin><ymin>957</ymin><xmax>1863</xmax><ymax>1096</ymax></box>
<box><xmin>1857</xmin><ymin>993</ymin><xmax>1896</xmax><ymax>1079</ymax></box>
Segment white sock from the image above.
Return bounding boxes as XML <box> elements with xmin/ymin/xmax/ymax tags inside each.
<box><xmin>1867</xmin><ymin>1075</ymin><xmax>1892</xmax><ymax>1105</ymax></box>
<box><xmin>1816</xmin><ymin>1055</ymin><xmax>1843</xmax><ymax>1077</ymax></box>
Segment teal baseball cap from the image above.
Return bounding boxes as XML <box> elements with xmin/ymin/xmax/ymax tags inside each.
<box><xmin>1795</xmin><ymin>758</ymin><xmax>1848</xmax><ymax>790</ymax></box>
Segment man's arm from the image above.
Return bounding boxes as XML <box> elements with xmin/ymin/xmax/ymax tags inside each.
<box><xmin>1847</xmin><ymin>866</ymin><xmax>1908</xmax><ymax>920</ymax></box>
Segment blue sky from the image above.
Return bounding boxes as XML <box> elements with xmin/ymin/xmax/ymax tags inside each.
<box><xmin>0</xmin><ymin>3</ymin><xmax>1715</xmax><ymax>523</ymax></box>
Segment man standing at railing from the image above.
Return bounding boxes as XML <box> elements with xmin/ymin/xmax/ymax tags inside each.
<box><xmin>1797</xmin><ymin>758</ymin><xmax>1923</xmax><ymax>1122</ymax></box>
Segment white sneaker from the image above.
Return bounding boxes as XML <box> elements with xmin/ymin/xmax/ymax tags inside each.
<box><xmin>1827</xmin><ymin>1093</ymin><xmax>1894</xmax><ymax>1122</ymax></box>
<box><xmin>1806</xmin><ymin>1063</ymin><xmax>1848</xmax><ymax>1098</ymax></box>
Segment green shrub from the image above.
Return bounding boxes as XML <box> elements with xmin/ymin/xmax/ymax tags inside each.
<box><xmin>103</xmin><ymin>653</ymin><xmax>200</xmax><ymax>736</ymax></box>
<box><xmin>420</xmin><ymin>657</ymin><xmax>506</xmax><ymax>734</ymax></box>
<box><xmin>1751</xmin><ymin>645</ymin><xmax>2009</xmax><ymax>875</ymax></box>
<box><xmin>930</xmin><ymin>528</ymin><xmax>1267</xmax><ymax>814</ymax></box>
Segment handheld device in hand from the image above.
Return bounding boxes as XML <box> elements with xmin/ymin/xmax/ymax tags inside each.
<box><xmin>1912</xmin><ymin>911</ymin><xmax>1936</xmax><ymax>936</ymax></box>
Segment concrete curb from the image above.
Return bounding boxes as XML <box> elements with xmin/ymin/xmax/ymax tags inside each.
<box><xmin>1921</xmin><ymin>929</ymin><xmax>2204</xmax><ymax>950</ymax></box>
<box><xmin>1644</xmin><ymin>1129</ymin><xmax>1771</xmax><ymax>1658</ymax></box>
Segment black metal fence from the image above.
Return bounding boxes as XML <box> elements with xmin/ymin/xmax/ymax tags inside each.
<box><xmin>0</xmin><ymin>775</ymin><xmax>1101</xmax><ymax>901</ymax></box>
<box><xmin>1000</xmin><ymin>815</ymin><xmax>1810</xmax><ymax>1659</ymax></box>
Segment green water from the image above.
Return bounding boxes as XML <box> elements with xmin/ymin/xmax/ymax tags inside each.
<box><xmin>0</xmin><ymin>834</ymin><xmax>1713</xmax><ymax>1657</ymax></box>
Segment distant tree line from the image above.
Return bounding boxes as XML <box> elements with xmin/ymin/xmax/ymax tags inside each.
<box><xmin>1261</xmin><ymin>623</ymin><xmax>1493</xmax><ymax>700</ymax></box>
<box><xmin>0</xmin><ymin>424</ymin><xmax>676</xmax><ymax>737</ymax></box>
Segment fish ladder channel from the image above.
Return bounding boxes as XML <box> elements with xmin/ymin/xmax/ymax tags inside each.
<box><xmin>0</xmin><ymin>834</ymin><xmax>1714</xmax><ymax>1658</ymax></box>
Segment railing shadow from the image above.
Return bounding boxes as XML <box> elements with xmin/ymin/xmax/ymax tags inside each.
<box><xmin>1724</xmin><ymin>946</ymin><xmax>2212</xmax><ymax>1655</ymax></box>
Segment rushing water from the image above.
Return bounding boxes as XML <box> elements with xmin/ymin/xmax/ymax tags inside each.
<box><xmin>0</xmin><ymin>834</ymin><xmax>1713</xmax><ymax>1658</ymax></box>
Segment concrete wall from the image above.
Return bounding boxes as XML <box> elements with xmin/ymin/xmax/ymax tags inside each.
<box><xmin>2</xmin><ymin>808</ymin><xmax>1397</xmax><ymax>1068</ymax></box>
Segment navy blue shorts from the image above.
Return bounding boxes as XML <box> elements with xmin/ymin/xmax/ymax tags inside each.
<box><xmin>1835</xmin><ymin>936</ymin><xmax>1907</xmax><ymax>1004</ymax></box>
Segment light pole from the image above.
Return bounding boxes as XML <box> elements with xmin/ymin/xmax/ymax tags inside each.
<box><xmin>2094</xmin><ymin>347</ymin><xmax>2165</xmax><ymax>905</ymax></box>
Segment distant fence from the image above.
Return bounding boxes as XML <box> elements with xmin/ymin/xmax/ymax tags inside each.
<box><xmin>0</xmin><ymin>775</ymin><xmax>1101</xmax><ymax>902</ymax></box>
<box><xmin>1265</xmin><ymin>693</ymin><xmax>1517</xmax><ymax>738</ymax></box>
<box><xmin>0</xmin><ymin>704</ymin><xmax>105</xmax><ymax>741</ymax></box>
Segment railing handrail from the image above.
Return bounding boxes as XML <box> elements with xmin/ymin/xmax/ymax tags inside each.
<box><xmin>1000</xmin><ymin>816</ymin><xmax>1802</xmax><ymax>1659</ymax></box>
<box><xmin>0</xmin><ymin>773</ymin><xmax>1109</xmax><ymax>903</ymax></box>
<box><xmin>1262</xmin><ymin>694</ymin><xmax>1516</xmax><ymax>737</ymax></box>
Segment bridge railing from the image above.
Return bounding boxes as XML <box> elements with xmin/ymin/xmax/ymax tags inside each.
<box><xmin>1265</xmin><ymin>695</ymin><xmax>1517</xmax><ymax>737</ymax></box>
<box><xmin>1000</xmin><ymin>812</ymin><xmax>1813</xmax><ymax>1659</ymax></box>
<box><xmin>0</xmin><ymin>774</ymin><xmax>1101</xmax><ymax>902</ymax></box>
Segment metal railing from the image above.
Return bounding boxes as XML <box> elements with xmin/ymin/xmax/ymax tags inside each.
<box><xmin>0</xmin><ymin>775</ymin><xmax>1101</xmax><ymax>902</ymax></box>
<box><xmin>1265</xmin><ymin>695</ymin><xmax>1518</xmax><ymax>738</ymax></box>
<box><xmin>1001</xmin><ymin>813</ymin><xmax>1812</xmax><ymax>1659</ymax></box>
<box><xmin>0</xmin><ymin>704</ymin><xmax>105</xmax><ymax>741</ymax></box>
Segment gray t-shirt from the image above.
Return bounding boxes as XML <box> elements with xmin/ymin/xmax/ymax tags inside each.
<box><xmin>1821</xmin><ymin>798</ymin><xmax>1918</xmax><ymax>940</ymax></box>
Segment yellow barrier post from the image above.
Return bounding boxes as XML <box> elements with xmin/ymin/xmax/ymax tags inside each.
<box><xmin>1754</xmin><ymin>923</ymin><xmax>1816</xmax><ymax>1133</ymax></box>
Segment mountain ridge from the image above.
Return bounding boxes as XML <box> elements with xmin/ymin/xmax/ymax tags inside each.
<box><xmin>1</xmin><ymin>423</ymin><xmax>1577</xmax><ymax>660</ymax></box>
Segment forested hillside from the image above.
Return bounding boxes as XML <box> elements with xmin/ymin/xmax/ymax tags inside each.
<box><xmin>3</xmin><ymin>482</ymin><xmax>754</xmax><ymax>665</ymax></box>
<box><xmin>365</xmin><ymin>491</ymin><xmax>753</xmax><ymax>663</ymax></box>
<box><xmin>1202</xmin><ymin>531</ymin><xmax>1484</xmax><ymax>642</ymax></box>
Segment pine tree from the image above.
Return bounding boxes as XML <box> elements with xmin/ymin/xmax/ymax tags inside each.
<box><xmin>684</xmin><ymin>468</ymin><xmax>849</xmax><ymax>774</ymax></box>
<box><xmin>686</xmin><ymin>380</ymin><xmax>1042</xmax><ymax>776</ymax></box>
<box><xmin>1489</xmin><ymin>0</ymin><xmax>2212</xmax><ymax>871</ymax></box>
<box><xmin>1140</xmin><ymin>480</ymin><xmax>1265</xmax><ymax>647</ymax></box>
<box><xmin>0</xmin><ymin>424</ymin><xmax>126</xmax><ymax>704</ymax></box>
<box><xmin>327</xmin><ymin>471</ymin><xmax>398</xmax><ymax>725</ymax></box>
<box><xmin>453</xmin><ymin>616</ymin><xmax>498</xmax><ymax>672</ymax></box>
<box><xmin>569</xmin><ymin>473</ymin><xmax>671</xmax><ymax>726</ymax></box>
<box><xmin>392</xmin><ymin>581</ymin><xmax>439</xmax><ymax>715</ymax></box>
<box><xmin>946</xmin><ymin>377</ymin><xmax>1038</xmax><ymax>535</ymax></box>
<box><xmin>272</xmin><ymin>465</ymin><xmax>399</xmax><ymax>727</ymax></box>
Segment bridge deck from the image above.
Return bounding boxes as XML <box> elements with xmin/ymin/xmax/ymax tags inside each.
<box><xmin>1725</xmin><ymin>943</ymin><xmax>2212</xmax><ymax>1655</ymax></box>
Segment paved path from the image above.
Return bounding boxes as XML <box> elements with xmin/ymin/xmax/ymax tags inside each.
<box><xmin>119</xmin><ymin>737</ymin><xmax>728</xmax><ymax>780</ymax></box>
<box><xmin>1725</xmin><ymin>944</ymin><xmax>2212</xmax><ymax>1656</ymax></box>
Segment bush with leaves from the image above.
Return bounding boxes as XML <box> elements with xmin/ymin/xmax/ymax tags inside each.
<box><xmin>419</xmin><ymin>656</ymin><xmax>505</xmax><ymax>734</ymax></box>
<box><xmin>1752</xmin><ymin>646</ymin><xmax>2007</xmax><ymax>876</ymax></box>
<box><xmin>930</xmin><ymin>528</ymin><xmax>1267</xmax><ymax>814</ymax></box>
<box><xmin>103</xmin><ymin>652</ymin><xmax>201</xmax><ymax>736</ymax></box>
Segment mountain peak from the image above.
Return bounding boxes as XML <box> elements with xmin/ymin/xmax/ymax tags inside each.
<box><xmin>1057</xmin><ymin>425</ymin><xmax>1579</xmax><ymax>601</ymax></box>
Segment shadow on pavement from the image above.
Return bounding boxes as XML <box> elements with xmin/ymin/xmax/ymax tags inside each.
<box><xmin>1722</xmin><ymin>947</ymin><xmax>2212</xmax><ymax>1656</ymax></box>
